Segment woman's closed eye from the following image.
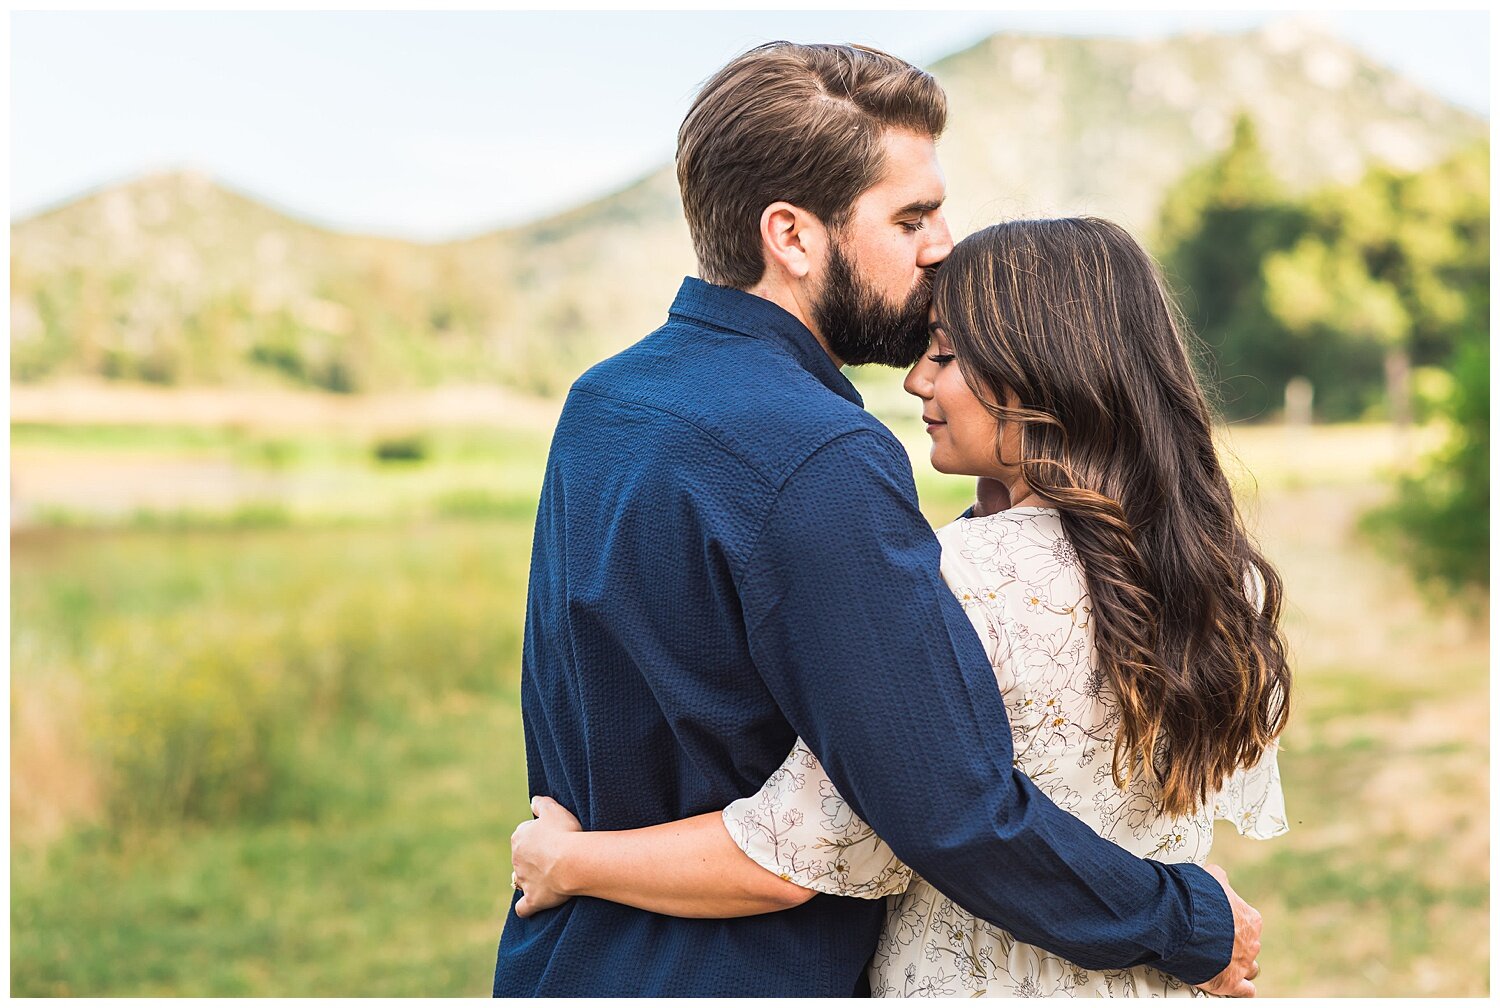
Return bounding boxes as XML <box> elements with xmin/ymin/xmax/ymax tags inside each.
<box><xmin>927</xmin><ymin>352</ymin><xmax>955</xmax><ymax>365</ymax></box>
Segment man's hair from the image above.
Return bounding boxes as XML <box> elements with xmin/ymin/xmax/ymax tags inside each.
<box><xmin>676</xmin><ymin>42</ymin><xmax>947</xmax><ymax>289</ymax></box>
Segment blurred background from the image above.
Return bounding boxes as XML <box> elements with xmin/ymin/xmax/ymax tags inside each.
<box><xmin>9</xmin><ymin>10</ymin><xmax>1489</xmax><ymax>996</ymax></box>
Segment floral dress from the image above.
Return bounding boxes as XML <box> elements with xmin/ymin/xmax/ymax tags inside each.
<box><xmin>723</xmin><ymin>507</ymin><xmax>1287</xmax><ymax>998</ymax></box>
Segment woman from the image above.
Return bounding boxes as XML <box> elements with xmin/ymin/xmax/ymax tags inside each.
<box><xmin>510</xmin><ymin>218</ymin><xmax>1291</xmax><ymax>997</ymax></box>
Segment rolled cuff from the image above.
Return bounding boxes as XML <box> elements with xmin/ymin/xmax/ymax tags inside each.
<box><xmin>1155</xmin><ymin>861</ymin><xmax>1235</xmax><ymax>985</ymax></box>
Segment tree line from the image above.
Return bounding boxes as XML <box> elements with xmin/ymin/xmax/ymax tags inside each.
<box><xmin>1157</xmin><ymin>116</ymin><xmax>1488</xmax><ymax>591</ymax></box>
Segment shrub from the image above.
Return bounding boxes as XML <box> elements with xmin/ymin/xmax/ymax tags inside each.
<box><xmin>1364</xmin><ymin>326</ymin><xmax>1488</xmax><ymax>594</ymax></box>
<box><xmin>372</xmin><ymin>435</ymin><xmax>428</xmax><ymax>464</ymax></box>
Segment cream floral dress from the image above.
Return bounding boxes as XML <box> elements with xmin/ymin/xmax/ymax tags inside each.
<box><xmin>724</xmin><ymin>507</ymin><xmax>1287</xmax><ymax>998</ymax></box>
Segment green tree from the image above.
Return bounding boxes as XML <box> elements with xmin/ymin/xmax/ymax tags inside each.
<box><xmin>1262</xmin><ymin>144</ymin><xmax>1490</xmax><ymax>424</ymax></box>
<box><xmin>1157</xmin><ymin>114</ymin><xmax>1309</xmax><ymax>422</ymax></box>
<box><xmin>1364</xmin><ymin>322</ymin><xmax>1489</xmax><ymax>592</ymax></box>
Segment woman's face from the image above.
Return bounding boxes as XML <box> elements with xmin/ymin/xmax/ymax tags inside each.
<box><xmin>903</xmin><ymin>311</ymin><xmax>1021</xmax><ymax>479</ymax></box>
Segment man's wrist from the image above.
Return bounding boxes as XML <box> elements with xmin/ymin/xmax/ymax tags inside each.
<box><xmin>1155</xmin><ymin>861</ymin><xmax>1236</xmax><ymax>985</ymax></box>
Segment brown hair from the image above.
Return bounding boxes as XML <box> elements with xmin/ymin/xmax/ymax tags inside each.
<box><xmin>934</xmin><ymin>217</ymin><xmax>1292</xmax><ymax>817</ymax></box>
<box><xmin>677</xmin><ymin>42</ymin><xmax>946</xmax><ymax>289</ymax></box>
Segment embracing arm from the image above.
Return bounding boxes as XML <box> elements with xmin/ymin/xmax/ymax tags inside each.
<box><xmin>740</xmin><ymin>430</ymin><xmax>1257</xmax><ymax>993</ymax></box>
<box><xmin>510</xmin><ymin>798</ymin><xmax>812</xmax><ymax>919</ymax></box>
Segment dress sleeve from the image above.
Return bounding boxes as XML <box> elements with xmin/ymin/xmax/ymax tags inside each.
<box><xmin>1211</xmin><ymin>740</ymin><xmax>1289</xmax><ymax>840</ymax></box>
<box><xmin>722</xmin><ymin>737</ymin><xmax>912</xmax><ymax>898</ymax></box>
<box><xmin>1213</xmin><ymin>567</ymin><xmax>1288</xmax><ymax>840</ymax></box>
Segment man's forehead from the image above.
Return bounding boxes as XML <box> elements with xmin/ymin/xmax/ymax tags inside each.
<box><xmin>863</xmin><ymin>130</ymin><xmax>945</xmax><ymax>208</ymax></box>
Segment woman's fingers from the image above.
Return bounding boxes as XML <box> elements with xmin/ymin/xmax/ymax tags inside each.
<box><xmin>530</xmin><ymin>795</ymin><xmax>582</xmax><ymax>830</ymax></box>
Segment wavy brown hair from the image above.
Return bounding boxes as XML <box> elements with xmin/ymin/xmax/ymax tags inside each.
<box><xmin>934</xmin><ymin>217</ymin><xmax>1291</xmax><ymax>817</ymax></box>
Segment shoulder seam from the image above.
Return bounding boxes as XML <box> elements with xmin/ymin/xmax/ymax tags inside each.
<box><xmin>568</xmin><ymin>385</ymin><xmax>779</xmax><ymax>488</ymax></box>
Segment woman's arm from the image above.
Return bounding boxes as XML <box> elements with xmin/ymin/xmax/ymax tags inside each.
<box><xmin>510</xmin><ymin>797</ymin><xmax>814</xmax><ymax>919</ymax></box>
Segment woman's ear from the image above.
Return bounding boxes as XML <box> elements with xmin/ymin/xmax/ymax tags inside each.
<box><xmin>759</xmin><ymin>202</ymin><xmax>825</xmax><ymax>281</ymax></box>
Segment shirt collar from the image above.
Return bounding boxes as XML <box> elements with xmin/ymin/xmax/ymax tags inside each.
<box><xmin>667</xmin><ymin>276</ymin><xmax>864</xmax><ymax>408</ymax></box>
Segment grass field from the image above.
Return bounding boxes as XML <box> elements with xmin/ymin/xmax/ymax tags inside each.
<box><xmin>9</xmin><ymin>392</ymin><xmax>1489</xmax><ymax>996</ymax></box>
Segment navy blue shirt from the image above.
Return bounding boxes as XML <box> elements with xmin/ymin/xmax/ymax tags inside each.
<box><xmin>492</xmin><ymin>278</ymin><xmax>1233</xmax><ymax>996</ymax></box>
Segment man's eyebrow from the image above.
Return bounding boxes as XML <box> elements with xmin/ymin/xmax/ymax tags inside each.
<box><xmin>894</xmin><ymin>199</ymin><xmax>944</xmax><ymax>217</ymax></box>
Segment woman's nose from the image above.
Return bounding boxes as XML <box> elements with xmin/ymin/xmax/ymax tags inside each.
<box><xmin>903</xmin><ymin>360</ymin><xmax>933</xmax><ymax>400</ymax></box>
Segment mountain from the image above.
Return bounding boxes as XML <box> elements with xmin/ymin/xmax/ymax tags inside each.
<box><xmin>10</xmin><ymin>21</ymin><xmax>1486</xmax><ymax>397</ymax></box>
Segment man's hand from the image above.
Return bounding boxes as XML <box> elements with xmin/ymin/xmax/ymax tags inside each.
<box><xmin>511</xmin><ymin>796</ymin><xmax>584</xmax><ymax>918</ymax></box>
<box><xmin>973</xmin><ymin>477</ymin><xmax>1010</xmax><ymax>518</ymax></box>
<box><xmin>1194</xmin><ymin>863</ymin><xmax>1263</xmax><ymax>997</ymax></box>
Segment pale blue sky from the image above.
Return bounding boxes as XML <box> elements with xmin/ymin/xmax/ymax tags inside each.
<box><xmin>10</xmin><ymin>10</ymin><xmax>1491</xmax><ymax>241</ymax></box>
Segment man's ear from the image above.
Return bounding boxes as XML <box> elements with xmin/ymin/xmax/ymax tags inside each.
<box><xmin>759</xmin><ymin>202</ymin><xmax>825</xmax><ymax>281</ymax></box>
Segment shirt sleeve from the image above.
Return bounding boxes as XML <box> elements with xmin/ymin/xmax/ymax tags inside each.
<box><xmin>738</xmin><ymin>429</ymin><xmax>1234</xmax><ymax>984</ymax></box>
<box><xmin>722</xmin><ymin>737</ymin><xmax>912</xmax><ymax>899</ymax></box>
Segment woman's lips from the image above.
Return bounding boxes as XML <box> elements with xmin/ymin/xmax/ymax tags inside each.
<box><xmin>923</xmin><ymin>415</ymin><xmax>945</xmax><ymax>433</ymax></box>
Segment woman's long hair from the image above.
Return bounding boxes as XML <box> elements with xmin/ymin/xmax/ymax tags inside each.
<box><xmin>934</xmin><ymin>217</ymin><xmax>1291</xmax><ymax>817</ymax></box>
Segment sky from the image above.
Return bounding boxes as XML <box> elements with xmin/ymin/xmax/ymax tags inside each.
<box><xmin>9</xmin><ymin>10</ymin><xmax>1492</xmax><ymax>241</ymax></box>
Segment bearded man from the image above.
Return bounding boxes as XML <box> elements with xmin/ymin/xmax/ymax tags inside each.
<box><xmin>491</xmin><ymin>41</ymin><xmax>1262</xmax><ymax>997</ymax></box>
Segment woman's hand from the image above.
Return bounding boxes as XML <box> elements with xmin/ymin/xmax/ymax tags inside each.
<box><xmin>511</xmin><ymin>796</ymin><xmax>584</xmax><ymax>918</ymax></box>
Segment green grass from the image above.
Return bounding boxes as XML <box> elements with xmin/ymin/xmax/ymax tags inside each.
<box><xmin>13</xmin><ymin>692</ymin><xmax>524</xmax><ymax>996</ymax></box>
<box><xmin>12</xmin><ymin>518</ymin><xmax>535</xmax><ymax>995</ymax></box>
<box><xmin>10</xmin><ymin>414</ymin><xmax>1489</xmax><ymax>996</ymax></box>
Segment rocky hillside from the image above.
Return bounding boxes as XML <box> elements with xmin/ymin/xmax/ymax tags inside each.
<box><xmin>11</xmin><ymin>21</ymin><xmax>1485</xmax><ymax>396</ymax></box>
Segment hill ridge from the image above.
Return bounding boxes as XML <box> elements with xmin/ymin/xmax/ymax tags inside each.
<box><xmin>11</xmin><ymin>25</ymin><xmax>1486</xmax><ymax>396</ymax></box>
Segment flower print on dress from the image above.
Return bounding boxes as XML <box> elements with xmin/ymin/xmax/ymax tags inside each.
<box><xmin>818</xmin><ymin>778</ymin><xmax>854</xmax><ymax>831</ymax></box>
<box><xmin>1010</xmin><ymin>686</ymin><xmax>1085</xmax><ymax>755</ymax></box>
<box><xmin>1036</xmin><ymin>779</ymin><xmax>1084</xmax><ymax>813</ymax></box>
<box><xmin>757</xmin><ymin>745</ymin><xmax>808</xmax><ymax>799</ymax></box>
<box><xmin>912</xmin><ymin>968</ymin><xmax>958</xmax><ymax>998</ymax></box>
<box><xmin>1021</xmin><ymin>589</ymin><xmax>1052</xmax><ymax>615</ymax></box>
<box><xmin>1118</xmin><ymin>778</ymin><xmax>1154</xmax><ymax>827</ymax></box>
<box><xmin>886</xmin><ymin>889</ymin><xmax>928</xmax><ymax>949</ymax></box>
<box><xmin>1012</xmin><ymin>975</ymin><xmax>1042</xmax><ymax>997</ymax></box>
<box><xmin>957</xmin><ymin>518</ymin><xmax>1020</xmax><ymax>576</ymax></box>
<box><xmin>1000</xmin><ymin>515</ymin><xmax>1085</xmax><ymax>601</ymax></box>
<box><xmin>1081</xmin><ymin>663</ymin><xmax>1108</xmax><ymax>702</ymax></box>
<box><xmin>1019</xmin><ymin>640</ymin><xmax>1070</xmax><ymax>689</ymax></box>
<box><xmin>1150</xmin><ymin>828</ymin><xmax>1189</xmax><ymax>858</ymax></box>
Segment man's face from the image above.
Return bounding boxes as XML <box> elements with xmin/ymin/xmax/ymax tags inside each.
<box><xmin>812</xmin><ymin>129</ymin><xmax>953</xmax><ymax>368</ymax></box>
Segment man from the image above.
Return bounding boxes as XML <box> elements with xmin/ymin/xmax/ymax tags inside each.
<box><xmin>493</xmin><ymin>41</ymin><xmax>1262</xmax><ymax>997</ymax></box>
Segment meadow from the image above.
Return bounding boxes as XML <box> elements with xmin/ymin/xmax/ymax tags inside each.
<box><xmin>9</xmin><ymin>387</ymin><xmax>1488</xmax><ymax>996</ymax></box>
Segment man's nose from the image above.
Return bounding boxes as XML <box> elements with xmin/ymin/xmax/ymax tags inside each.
<box><xmin>917</xmin><ymin>213</ymin><xmax>954</xmax><ymax>268</ymax></box>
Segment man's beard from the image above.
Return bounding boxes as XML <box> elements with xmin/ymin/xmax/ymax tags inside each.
<box><xmin>812</xmin><ymin>241</ymin><xmax>935</xmax><ymax>368</ymax></box>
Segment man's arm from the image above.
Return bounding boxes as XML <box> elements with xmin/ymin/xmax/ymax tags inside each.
<box><xmin>738</xmin><ymin>429</ymin><xmax>1246</xmax><ymax>986</ymax></box>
